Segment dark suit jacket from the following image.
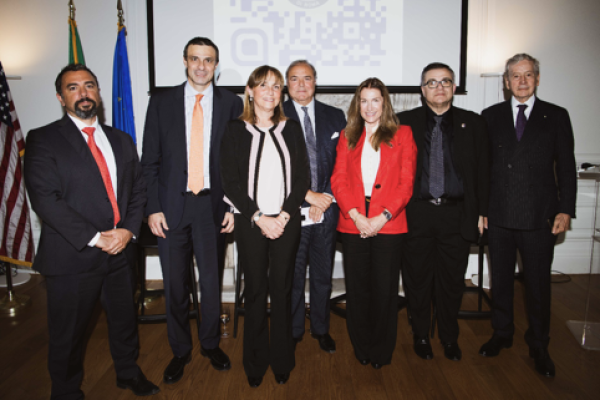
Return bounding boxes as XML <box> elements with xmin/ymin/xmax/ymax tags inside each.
<box><xmin>482</xmin><ymin>98</ymin><xmax>576</xmax><ymax>230</ymax></box>
<box><xmin>141</xmin><ymin>83</ymin><xmax>243</xmax><ymax>227</ymax></box>
<box><xmin>283</xmin><ymin>99</ymin><xmax>346</xmax><ymax>200</ymax></box>
<box><xmin>24</xmin><ymin>115</ymin><xmax>146</xmax><ymax>276</ymax></box>
<box><xmin>398</xmin><ymin>106</ymin><xmax>489</xmax><ymax>242</ymax></box>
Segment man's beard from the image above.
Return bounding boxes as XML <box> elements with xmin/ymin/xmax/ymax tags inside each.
<box><xmin>74</xmin><ymin>97</ymin><xmax>98</xmax><ymax>119</ymax></box>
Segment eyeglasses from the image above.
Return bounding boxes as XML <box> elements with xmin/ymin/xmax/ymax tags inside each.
<box><xmin>422</xmin><ymin>79</ymin><xmax>453</xmax><ymax>89</ymax></box>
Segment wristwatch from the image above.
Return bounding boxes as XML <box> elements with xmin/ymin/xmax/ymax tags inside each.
<box><xmin>253</xmin><ymin>211</ymin><xmax>263</xmax><ymax>223</ymax></box>
<box><xmin>382</xmin><ymin>210</ymin><xmax>392</xmax><ymax>221</ymax></box>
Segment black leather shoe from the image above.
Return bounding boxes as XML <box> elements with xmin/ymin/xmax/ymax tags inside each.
<box><xmin>247</xmin><ymin>376</ymin><xmax>263</xmax><ymax>388</ymax></box>
<box><xmin>479</xmin><ymin>335</ymin><xmax>513</xmax><ymax>357</ymax></box>
<box><xmin>529</xmin><ymin>348</ymin><xmax>555</xmax><ymax>377</ymax></box>
<box><xmin>117</xmin><ymin>372</ymin><xmax>160</xmax><ymax>396</ymax></box>
<box><xmin>413</xmin><ymin>335</ymin><xmax>433</xmax><ymax>360</ymax></box>
<box><xmin>371</xmin><ymin>362</ymin><xmax>383</xmax><ymax>369</ymax></box>
<box><xmin>442</xmin><ymin>342</ymin><xmax>462</xmax><ymax>361</ymax></box>
<box><xmin>311</xmin><ymin>333</ymin><xmax>336</xmax><ymax>353</ymax></box>
<box><xmin>201</xmin><ymin>346</ymin><xmax>231</xmax><ymax>371</ymax></box>
<box><xmin>163</xmin><ymin>353</ymin><xmax>191</xmax><ymax>384</ymax></box>
<box><xmin>274</xmin><ymin>372</ymin><xmax>290</xmax><ymax>384</ymax></box>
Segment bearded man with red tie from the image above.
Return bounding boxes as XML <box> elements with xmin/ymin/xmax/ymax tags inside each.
<box><xmin>24</xmin><ymin>64</ymin><xmax>157</xmax><ymax>399</ymax></box>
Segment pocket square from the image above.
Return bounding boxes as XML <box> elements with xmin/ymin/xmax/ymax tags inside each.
<box><xmin>331</xmin><ymin>132</ymin><xmax>340</xmax><ymax>139</ymax></box>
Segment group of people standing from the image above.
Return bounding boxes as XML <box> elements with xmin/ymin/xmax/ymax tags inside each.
<box><xmin>23</xmin><ymin>35</ymin><xmax>576</xmax><ymax>399</ymax></box>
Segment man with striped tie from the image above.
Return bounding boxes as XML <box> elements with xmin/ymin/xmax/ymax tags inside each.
<box><xmin>283</xmin><ymin>60</ymin><xmax>347</xmax><ymax>353</ymax></box>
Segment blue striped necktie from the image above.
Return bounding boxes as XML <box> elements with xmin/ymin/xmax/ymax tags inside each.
<box><xmin>302</xmin><ymin>107</ymin><xmax>318</xmax><ymax>191</ymax></box>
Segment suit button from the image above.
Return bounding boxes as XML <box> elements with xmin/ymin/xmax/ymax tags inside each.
<box><xmin>375</xmin><ymin>184</ymin><xmax>381</xmax><ymax>189</ymax></box>
<box><xmin>499</xmin><ymin>145</ymin><xmax>502</xmax><ymax>148</ymax></box>
<box><xmin>184</xmin><ymin>170</ymin><xmax>187</xmax><ymax>175</ymax></box>
<box><xmin>106</xmin><ymin>198</ymin><xmax>110</xmax><ymax>202</ymax></box>
<box><xmin>508</xmin><ymin>164</ymin><xmax>512</xmax><ymax>168</ymax></box>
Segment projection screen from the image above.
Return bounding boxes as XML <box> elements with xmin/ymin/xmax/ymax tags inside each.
<box><xmin>147</xmin><ymin>0</ymin><xmax>468</xmax><ymax>93</ymax></box>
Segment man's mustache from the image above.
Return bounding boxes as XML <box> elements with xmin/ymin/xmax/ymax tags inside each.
<box><xmin>75</xmin><ymin>97</ymin><xmax>97</xmax><ymax>108</ymax></box>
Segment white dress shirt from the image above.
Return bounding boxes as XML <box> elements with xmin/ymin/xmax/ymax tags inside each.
<box><xmin>185</xmin><ymin>81</ymin><xmax>213</xmax><ymax>190</ymax></box>
<box><xmin>292</xmin><ymin>99</ymin><xmax>316</xmax><ymax>142</ymax></box>
<box><xmin>256</xmin><ymin>126</ymin><xmax>285</xmax><ymax>214</ymax></box>
<box><xmin>511</xmin><ymin>95</ymin><xmax>535</xmax><ymax>126</ymax></box>
<box><xmin>361</xmin><ymin>133</ymin><xmax>381</xmax><ymax>197</ymax></box>
<box><xmin>68</xmin><ymin>115</ymin><xmax>118</xmax><ymax>246</ymax></box>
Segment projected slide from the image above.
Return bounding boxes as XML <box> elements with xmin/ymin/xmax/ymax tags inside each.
<box><xmin>150</xmin><ymin>0</ymin><xmax>466</xmax><ymax>91</ymax></box>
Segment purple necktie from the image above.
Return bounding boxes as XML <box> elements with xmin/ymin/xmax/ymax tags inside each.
<box><xmin>516</xmin><ymin>104</ymin><xmax>528</xmax><ymax>141</ymax></box>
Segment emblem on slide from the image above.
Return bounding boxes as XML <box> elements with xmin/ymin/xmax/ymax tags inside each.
<box><xmin>289</xmin><ymin>0</ymin><xmax>329</xmax><ymax>9</ymax></box>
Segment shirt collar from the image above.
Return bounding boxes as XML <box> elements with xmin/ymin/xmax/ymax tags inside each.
<box><xmin>185</xmin><ymin>80</ymin><xmax>214</xmax><ymax>99</ymax></box>
<box><xmin>67</xmin><ymin>113</ymin><xmax>99</xmax><ymax>132</ymax></box>
<box><xmin>292</xmin><ymin>98</ymin><xmax>315</xmax><ymax>115</ymax></box>
<box><xmin>511</xmin><ymin>94</ymin><xmax>536</xmax><ymax>109</ymax></box>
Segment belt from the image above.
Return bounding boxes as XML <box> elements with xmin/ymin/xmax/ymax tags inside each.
<box><xmin>426</xmin><ymin>198</ymin><xmax>458</xmax><ymax>206</ymax></box>
<box><xmin>183</xmin><ymin>189</ymin><xmax>211</xmax><ymax>197</ymax></box>
<box><xmin>365</xmin><ymin>196</ymin><xmax>371</xmax><ymax>202</ymax></box>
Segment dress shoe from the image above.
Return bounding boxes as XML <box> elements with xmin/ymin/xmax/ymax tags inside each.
<box><xmin>311</xmin><ymin>333</ymin><xmax>336</xmax><ymax>353</ymax></box>
<box><xmin>274</xmin><ymin>372</ymin><xmax>290</xmax><ymax>384</ymax></box>
<box><xmin>201</xmin><ymin>346</ymin><xmax>231</xmax><ymax>371</ymax></box>
<box><xmin>163</xmin><ymin>353</ymin><xmax>191</xmax><ymax>384</ymax></box>
<box><xmin>479</xmin><ymin>335</ymin><xmax>513</xmax><ymax>357</ymax></box>
<box><xmin>247</xmin><ymin>376</ymin><xmax>263</xmax><ymax>388</ymax></box>
<box><xmin>529</xmin><ymin>348</ymin><xmax>556</xmax><ymax>377</ymax></box>
<box><xmin>442</xmin><ymin>342</ymin><xmax>462</xmax><ymax>361</ymax></box>
<box><xmin>413</xmin><ymin>335</ymin><xmax>433</xmax><ymax>360</ymax></box>
<box><xmin>117</xmin><ymin>372</ymin><xmax>160</xmax><ymax>396</ymax></box>
<box><xmin>371</xmin><ymin>362</ymin><xmax>383</xmax><ymax>369</ymax></box>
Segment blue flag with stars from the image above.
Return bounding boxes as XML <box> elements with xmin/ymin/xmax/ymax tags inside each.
<box><xmin>112</xmin><ymin>27</ymin><xmax>136</xmax><ymax>144</ymax></box>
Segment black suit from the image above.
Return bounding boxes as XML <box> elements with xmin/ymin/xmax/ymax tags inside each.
<box><xmin>24</xmin><ymin>115</ymin><xmax>146</xmax><ymax>399</ymax></box>
<box><xmin>283</xmin><ymin>99</ymin><xmax>346</xmax><ymax>338</ymax></box>
<box><xmin>482</xmin><ymin>97</ymin><xmax>576</xmax><ymax>349</ymax></box>
<box><xmin>398</xmin><ymin>105</ymin><xmax>489</xmax><ymax>343</ymax></box>
<box><xmin>141</xmin><ymin>83</ymin><xmax>243</xmax><ymax>356</ymax></box>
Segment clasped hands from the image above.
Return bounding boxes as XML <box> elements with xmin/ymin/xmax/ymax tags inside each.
<box><xmin>95</xmin><ymin>228</ymin><xmax>133</xmax><ymax>255</ymax></box>
<box><xmin>256</xmin><ymin>211</ymin><xmax>291</xmax><ymax>240</ymax></box>
<box><xmin>306</xmin><ymin>190</ymin><xmax>334</xmax><ymax>222</ymax></box>
<box><xmin>349</xmin><ymin>208</ymin><xmax>388</xmax><ymax>238</ymax></box>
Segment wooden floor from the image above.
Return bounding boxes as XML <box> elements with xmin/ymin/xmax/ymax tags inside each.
<box><xmin>1</xmin><ymin>274</ymin><xmax>600</xmax><ymax>400</ymax></box>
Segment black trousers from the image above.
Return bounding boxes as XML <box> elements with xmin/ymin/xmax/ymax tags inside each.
<box><xmin>402</xmin><ymin>201</ymin><xmax>471</xmax><ymax>343</ymax></box>
<box><xmin>340</xmin><ymin>232</ymin><xmax>402</xmax><ymax>365</ymax></box>
<box><xmin>235</xmin><ymin>213</ymin><xmax>301</xmax><ymax>377</ymax></box>
<box><xmin>45</xmin><ymin>253</ymin><xmax>140</xmax><ymax>400</ymax></box>
<box><xmin>158</xmin><ymin>194</ymin><xmax>221</xmax><ymax>357</ymax></box>
<box><xmin>487</xmin><ymin>223</ymin><xmax>557</xmax><ymax>349</ymax></box>
<box><xmin>291</xmin><ymin>204</ymin><xmax>338</xmax><ymax>338</ymax></box>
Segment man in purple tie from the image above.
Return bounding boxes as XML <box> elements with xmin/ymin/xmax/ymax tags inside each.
<box><xmin>479</xmin><ymin>53</ymin><xmax>577</xmax><ymax>378</ymax></box>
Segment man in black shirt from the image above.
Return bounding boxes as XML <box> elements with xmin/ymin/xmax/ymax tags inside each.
<box><xmin>397</xmin><ymin>63</ymin><xmax>489</xmax><ymax>361</ymax></box>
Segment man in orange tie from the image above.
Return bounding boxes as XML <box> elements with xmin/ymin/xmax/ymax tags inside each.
<box><xmin>141</xmin><ymin>37</ymin><xmax>243</xmax><ymax>383</ymax></box>
<box><xmin>24</xmin><ymin>64</ymin><xmax>157</xmax><ymax>399</ymax></box>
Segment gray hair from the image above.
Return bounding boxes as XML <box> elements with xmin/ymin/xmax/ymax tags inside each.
<box><xmin>285</xmin><ymin>60</ymin><xmax>317</xmax><ymax>82</ymax></box>
<box><xmin>504</xmin><ymin>53</ymin><xmax>540</xmax><ymax>79</ymax></box>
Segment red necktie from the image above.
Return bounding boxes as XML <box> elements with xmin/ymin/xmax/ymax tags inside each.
<box><xmin>82</xmin><ymin>127</ymin><xmax>121</xmax><ymax>226</ymax></box>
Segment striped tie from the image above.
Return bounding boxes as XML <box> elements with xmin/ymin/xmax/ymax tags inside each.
<box><xmin>302</xmin><ymin>107</ymin><xmax>319</xmax><ymax>192</ymax></box>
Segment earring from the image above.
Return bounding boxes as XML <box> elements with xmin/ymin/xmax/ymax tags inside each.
<box><xmin>249</xmin><ymin>96</ymin><xmax>254</xmax><ymax>102</ymax></box>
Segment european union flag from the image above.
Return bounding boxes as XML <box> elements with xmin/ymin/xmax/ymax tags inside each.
<box><xmin>112</xmin><ymin>27</ymin><xmax>136</xmax><ymax>144</ymax></box>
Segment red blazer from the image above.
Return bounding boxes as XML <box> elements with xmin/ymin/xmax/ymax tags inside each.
<box><xmin>331</xmin><ymin>125</ymin><xmax>417</xmax><ymax>234</ymax></box>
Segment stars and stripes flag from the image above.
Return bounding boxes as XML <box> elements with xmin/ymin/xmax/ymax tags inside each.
<box><xmin>0</xmin><ymin>62</ymin><xmax>35</xmax><ymax>267</ymax></box>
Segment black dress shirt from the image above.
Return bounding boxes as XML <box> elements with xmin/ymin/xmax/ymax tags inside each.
<box><xmin>419</xmin><ymin>106</ymin><xmax>464</xmax><ymax>200</ymax></box>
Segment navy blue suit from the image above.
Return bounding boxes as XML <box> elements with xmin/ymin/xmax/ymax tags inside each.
<box><xmin>141</xmin><ymin>83</ymin><xmax>242</xmax><ymax>355</ymax></box>
<box><xmin>283</xmin><ymin>99</ymin><xmax>346</xmax><ymax>338</ymax></box>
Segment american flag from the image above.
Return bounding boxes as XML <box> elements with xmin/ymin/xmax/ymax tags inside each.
<box><xmin>0</xmin><ymin>62</ymin><xmax>34</xmax><ymax>267</ymax></box>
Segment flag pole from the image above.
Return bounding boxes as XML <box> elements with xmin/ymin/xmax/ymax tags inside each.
<box><xmin>0</xmin><ymin>262</ymin><xmax>31</xmax><ymax>316</ymax></box>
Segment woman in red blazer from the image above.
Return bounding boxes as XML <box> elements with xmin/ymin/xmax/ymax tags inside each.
<box><xmin>331</xmin><ymin>77</ymin><xmax>416</xmax><ymax>368</ymax></box>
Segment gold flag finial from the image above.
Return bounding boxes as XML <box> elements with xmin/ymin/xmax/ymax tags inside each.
<box><xmin>69</xmin><ymin>0</ymin><xmax>75</xmax><ymax>20</ymax></box>
<box><xmin>117</xmin><ymin>0</ymin><xmax>125</xmax><ymax>29</ymax></box>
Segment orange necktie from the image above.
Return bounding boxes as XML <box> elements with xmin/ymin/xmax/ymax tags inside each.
<box><xmin>188</xmin><ymin>94</ymin><xmax>204</xmax><ymax>194</ymax></box>
<box><xmin>82</xmin><ymin>127</ymin><xmax>121</xmax><ymax>226</ymax></box>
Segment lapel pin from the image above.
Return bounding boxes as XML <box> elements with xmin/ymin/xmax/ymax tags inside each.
<box><xmin>461</xmin><ymin>123</ymin><xmax>466</xmax><ymax>128</ymax></box>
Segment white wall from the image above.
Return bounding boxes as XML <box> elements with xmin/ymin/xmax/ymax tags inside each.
<box><xmin>1</xmin><ymin>0</ymin><xmax>599</xmax><ymax>276</ymax></box>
